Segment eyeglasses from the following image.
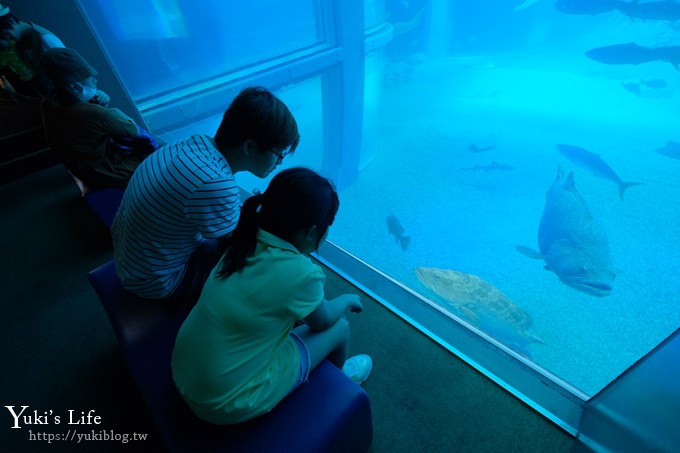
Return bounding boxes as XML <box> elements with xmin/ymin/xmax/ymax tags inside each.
<box><xmin>269</xmin><ymin>147</ymin><xmax>291</xmax><ymax>165</ymax></box>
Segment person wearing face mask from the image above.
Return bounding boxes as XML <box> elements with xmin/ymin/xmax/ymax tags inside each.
<box><xmin>0</xmin><ymin>3</ymin><xmax>64</xmax><ymax>98</ymax></box>
<box><xmin>38</xmin><ymin>47</ymin><xmax>153</xmax><ymax>189</ymax></box>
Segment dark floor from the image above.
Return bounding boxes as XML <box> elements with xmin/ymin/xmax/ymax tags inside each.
<box><xmin>0</xmin><ymin>165</ymin><xmax>575</xmax><ymax>452</ymax></box>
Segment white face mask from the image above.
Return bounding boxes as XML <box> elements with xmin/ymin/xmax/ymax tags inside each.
<box><xmin>80</xmin><ymin>85</ymin><xmax>97</xmax><ymax>101</ymax></box>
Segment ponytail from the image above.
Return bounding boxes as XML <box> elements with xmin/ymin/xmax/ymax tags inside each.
<box><xmin>216</xmin><ymin>192</ymin><xmax>263</xmax><ymax>279</ymax></box>
<box><xmin>216</xmin><ymin>167</ymin><xmax>339</xmax><ymax>279</ymax></box>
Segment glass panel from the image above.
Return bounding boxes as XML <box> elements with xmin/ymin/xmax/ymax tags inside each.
<box><xmin>235</xmin><ymin>77</ymin><xmax>325</xmax><ymax>193</ymax></box>
<box><xmin>329</xmin><ymin>0</ymin><xmax>680</xmax><ymax>396</ymax></box>
<box><xmin>365</xmin><ymin>0</ymin><xmax>385</xmax><ymax>30</ymax></box>
<box><xmin>79</xmin><ymin>0</ymin><xmax>324</xmax><ymax>100</ymax></box>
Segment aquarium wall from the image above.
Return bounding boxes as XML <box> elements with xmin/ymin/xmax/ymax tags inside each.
<box><xmin>28</xmin><ymin>0</ymin><xmax>679</xmax><ymax>441</ymax></box>
<box><xmin>326</xmin><ymin>0</ymin><xmax>680</xmax><ymax>399</ymax></box>
<box><xmin>575</xmin><ymin>328</ymin><xmax>680</xmax><ymax>451</ymax></box>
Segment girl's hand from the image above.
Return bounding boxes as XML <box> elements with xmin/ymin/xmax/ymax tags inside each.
<box><xmin>337</xmin><ymin>293</ymin><xmax>363</xmax><ymax>313</ymax></box>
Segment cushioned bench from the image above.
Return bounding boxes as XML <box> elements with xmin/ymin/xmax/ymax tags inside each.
<box><xmin>88</xmin><ymin>260</ymin><xmax>373</xmax><ymax>453</ymax></box>
<box><xmin>68</xmin><ymin>171</ymin><xmax>124</xmax><ymax>229</ymax></box>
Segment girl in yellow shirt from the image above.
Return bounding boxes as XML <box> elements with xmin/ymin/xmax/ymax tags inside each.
<box><xmin>172</xmin><ymin>167</ymin><xmax>372</xmax><ymax>424</ymax></box>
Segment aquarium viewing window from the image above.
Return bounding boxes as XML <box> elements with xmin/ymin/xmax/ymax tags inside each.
<box><xmin>78</xmin><ymin>0</ymin><xmax>680</xmax><ymax>439</ymax></box>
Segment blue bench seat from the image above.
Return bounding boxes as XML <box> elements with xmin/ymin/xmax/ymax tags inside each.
<box><xmin>67</xmin><ymin>171</ymin><xmax>123</xmax><ymax>229</ymax></box>
<box><xmin>87</xmin><ymin>260</ymin><xmax>373</xmax><ymax>453</ymax></box>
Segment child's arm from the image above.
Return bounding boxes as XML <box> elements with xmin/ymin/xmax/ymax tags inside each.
<box><xmin>304</xmin><ymin>294</ymin><xmax>363</xmax><ymax>332</ymax></box>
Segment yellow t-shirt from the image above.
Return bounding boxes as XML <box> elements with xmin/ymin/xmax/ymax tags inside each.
<box><xmin>172</xmin><ymin>229</ymin><xmax>325</xmax><ymax>424</ymax></box>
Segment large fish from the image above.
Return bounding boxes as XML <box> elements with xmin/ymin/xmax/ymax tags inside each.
<box><xmin>516</xmin><ymin>168</ymin><xmax>615</xmax><ymax>297</ymax></box>
<box><xmin>557</xmin><ymin>144</ymin><xmax>642</xmax><ymax>200</ymax></box>
<box><xmin>415</xmin><ymin>266</ymin><xmax>542</xmax><ymax>357</ymax></box>
<box><xmin>585</xmin><ymin>43</ymin><xmax>680</xmax><ymax>70</ymax></box>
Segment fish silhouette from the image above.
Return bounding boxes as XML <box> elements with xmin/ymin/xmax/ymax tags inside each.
<box><xmin>460</xmin><ymin>161</ymin><xmax>514</xmax><ymax>172</ymax></box>
<box><xmin>555</xmin><ymin>0</ymin><xmax>622</xmax><ymax>15</ymax></box>
<box><xmin>557</xmin><ymin>144</ymin><xmax>642</xmax><ymax>200</ymax></box>
<box><xmin>654</xmin><ymin>140</ymin><xmax>680</xmax><ymax>160</ymax></box>
<box><xmin>516</xmin><ymin>168</ymin><xmax>615</xmax><ymax>297</ymax></box>
<box><xmin>514</xmin><ymin>0</ymin><xmax>542</xmax><ymax>12</ymax></box>
<box><xmin>585</xmin><ymin>43</ymin><xmax>680</xmax><ymax>70</ymax></box>
<box><xmin>386</xmin><ymin>215</ymin><xmax>411</xmax><ymax>251</ymax></box>
<box><xmin>621</xmin><ymin>79</ymin><xmax>668</xmax><ymax>96</ymax></box>
<box><xmin>469</xmin><ymin>143</ymin><xmax>496</xmax><ymax>153</ymax></box>
<box><xmin>619</xmin><ymin>0</ymin><xmax>680</xmax><ymax>21</ymax></box>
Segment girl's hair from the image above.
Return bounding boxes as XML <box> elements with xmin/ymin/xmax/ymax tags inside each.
<box><xmin>0</xmin><ymin>14</ymin><xmax>18</xmax><ymax>33</ymax></box>
<box><xmin>217</xmin><ymin>167</ymin><xmax>339</xmax><ymax>279</ymax></box>
<box><xmin>214</xmin><ymin>86</ymin><xmax>300</xmax><ymax>156</ymax></box>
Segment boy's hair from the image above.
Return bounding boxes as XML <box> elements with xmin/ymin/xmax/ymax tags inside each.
<box><xmin>215</xmin><ymin>86</ymin><xmax>300</xmax><ymax>156</ymax></box>
<box><xmin>217</xmin><ymin>167</ymin><xmax>339</xmax><ymax>279</ymax></box>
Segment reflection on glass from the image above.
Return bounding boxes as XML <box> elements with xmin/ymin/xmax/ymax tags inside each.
<box><xmin>79</xmin><ymin>0</ymin><xmax>323</xmax><ymax>100</ymax></box>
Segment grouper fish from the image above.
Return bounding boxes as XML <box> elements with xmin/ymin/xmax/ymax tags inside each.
<box><xmin>557</xmin><ymin>144</ymin><xmax>642</xmax><ymax>200</ymax></box>
<box><xmin>415</xmin><ymin>267</ymin><xmax>542</xmax><ymax>357</ymax></box>
<box><xmin>516</xmin><ymin>168</ymin><xmax>615</xmax><ymax>297</ymax></box>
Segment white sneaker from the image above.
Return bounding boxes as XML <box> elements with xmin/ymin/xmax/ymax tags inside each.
<box><xmin>342</xmin><ymin>354</ymin><xmax>372</xmax><ymax>385</ymax></box>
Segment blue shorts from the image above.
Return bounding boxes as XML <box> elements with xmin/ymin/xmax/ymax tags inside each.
<box><xmin>288</xmin><ymin>331</ymin><xmax>311</xmax><ymax>394</ymax></box>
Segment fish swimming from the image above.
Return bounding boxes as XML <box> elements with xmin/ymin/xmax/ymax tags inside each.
<box><xmin>621</xmin><ymin>79</ymin><xmax>669</xmax><ymax>96</ymax></box>
<box><xmin>555</xmin><ymin>0</ymin><xmax>623</xmax><ymax>15</ymax></box>
<box><xmin>516</xmin><ymin>168</ymin><xmax>615</xmax><ymax>297</ymax></box>
<box><xmin>468</xmin><ymin>143</ymin><xmax>497</xmax><ymax>153</ymax></box>
<box><xmin>514</xmin><ymin>0</ymin><xmax>542</xmax><ymax>12</ymax></box>
<box><xmin>654</xmin><ymin>140</ymin><xmax>680</xmax><ymax>160</ymax></box>
<box><xmin>618</xmin><ymin>0</ymin><xmax>680</xmax><ymax>21</ymax></box>
<box><xmin>386</xmin><ymin>215</ymin><xmax>411</xmax><ymax>251</ymax></box>
<box><xmin>621</xmin><ymin>82</ymin><xmax>642</xmax><ymax>96</ymax></box>
<box><xmin>556</xmin><ymin>144</ymin><xmax>642</xmax><ymax>200</ymax></box>
<box><xmin>460</xmin><ymin>161</ymin><xmax>514</xmax><ymax>172</ymax></box>
<box><xmin>585</xmin><ymin>43</ymin><xmax>680</xmax><ymax>70</ymax></box>
<box><xmin>415</xmin><ymin>267</ymin><xmax>542</xmax><ymax>357</ymax></box>
<box><xmin>641</xmin><ymin>78</ymin><xmax>668</xmax><ymax>89</ymax></box>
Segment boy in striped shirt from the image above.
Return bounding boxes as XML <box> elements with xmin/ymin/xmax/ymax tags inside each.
<box><xmin>112</xmin><ymin>86</ymin><xmax>299</xmax><ymax>300</ymax></box>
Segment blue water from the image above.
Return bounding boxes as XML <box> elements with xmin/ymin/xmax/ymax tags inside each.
<box><xmin>80</xmin><ymin>0</ymin><xmax>680</xmax><ymax>396</ymax></box>
<box><xmin>328</xmin><ymin>1</ymin><xmax>680</xmax><ymax>395</ymax></box>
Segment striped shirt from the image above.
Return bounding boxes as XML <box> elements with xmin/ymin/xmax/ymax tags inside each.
<box><xmin>112</xmin><ymin>134</ymin><xmax>239</xmax><ymax>299</ymax></box>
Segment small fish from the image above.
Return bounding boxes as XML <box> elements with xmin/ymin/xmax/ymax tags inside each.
<box><xmin>386</xmin><ymin>215</ymin><xmax>411</xmax><ymax>251</ymax></box>
<box><xmin>514</xmin><ymin>0</ymin><xmax>542</xmax><ymax>11</ymax></box>
<box><xmin>460</xmin><ymin>161</ymin><xmax>514</xmax><ymax>172</ymax></box>
<box><xmin>621</xmin><ymin>82</ymin><xmax>642</xmax><ymax>96</ymax></box>
<box><xmin>618</xmin><ymin>0</ymin><xmax>680</xmax><ymax>21</ymax></box>
<box><xmin>555</xmin><ymin>0</ymin><xmax>624</xmax><ymax>15</ymax></box>
<box><xmin>556</xmin><ymin>144</ymin><xmax>642</xmax><ymax>200</ymax></box>
<box><xmin>469</xmin><ymin>143</ymin><xmax>497</xmax><ymax>153</ymax></box>
<box><xmin>622</xmin><ymin>79</ymin><xmax>668</xmax><ymax>96</ymax></box>
<box><xmin>642</xmin><ymin>78</ymin><xmax>667</xmax><ymax>89</ymax></box>
<box><xmin>654</xmin><ymin>140</ymin><xmax>680</xmax><ymax>160</ymax></box>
